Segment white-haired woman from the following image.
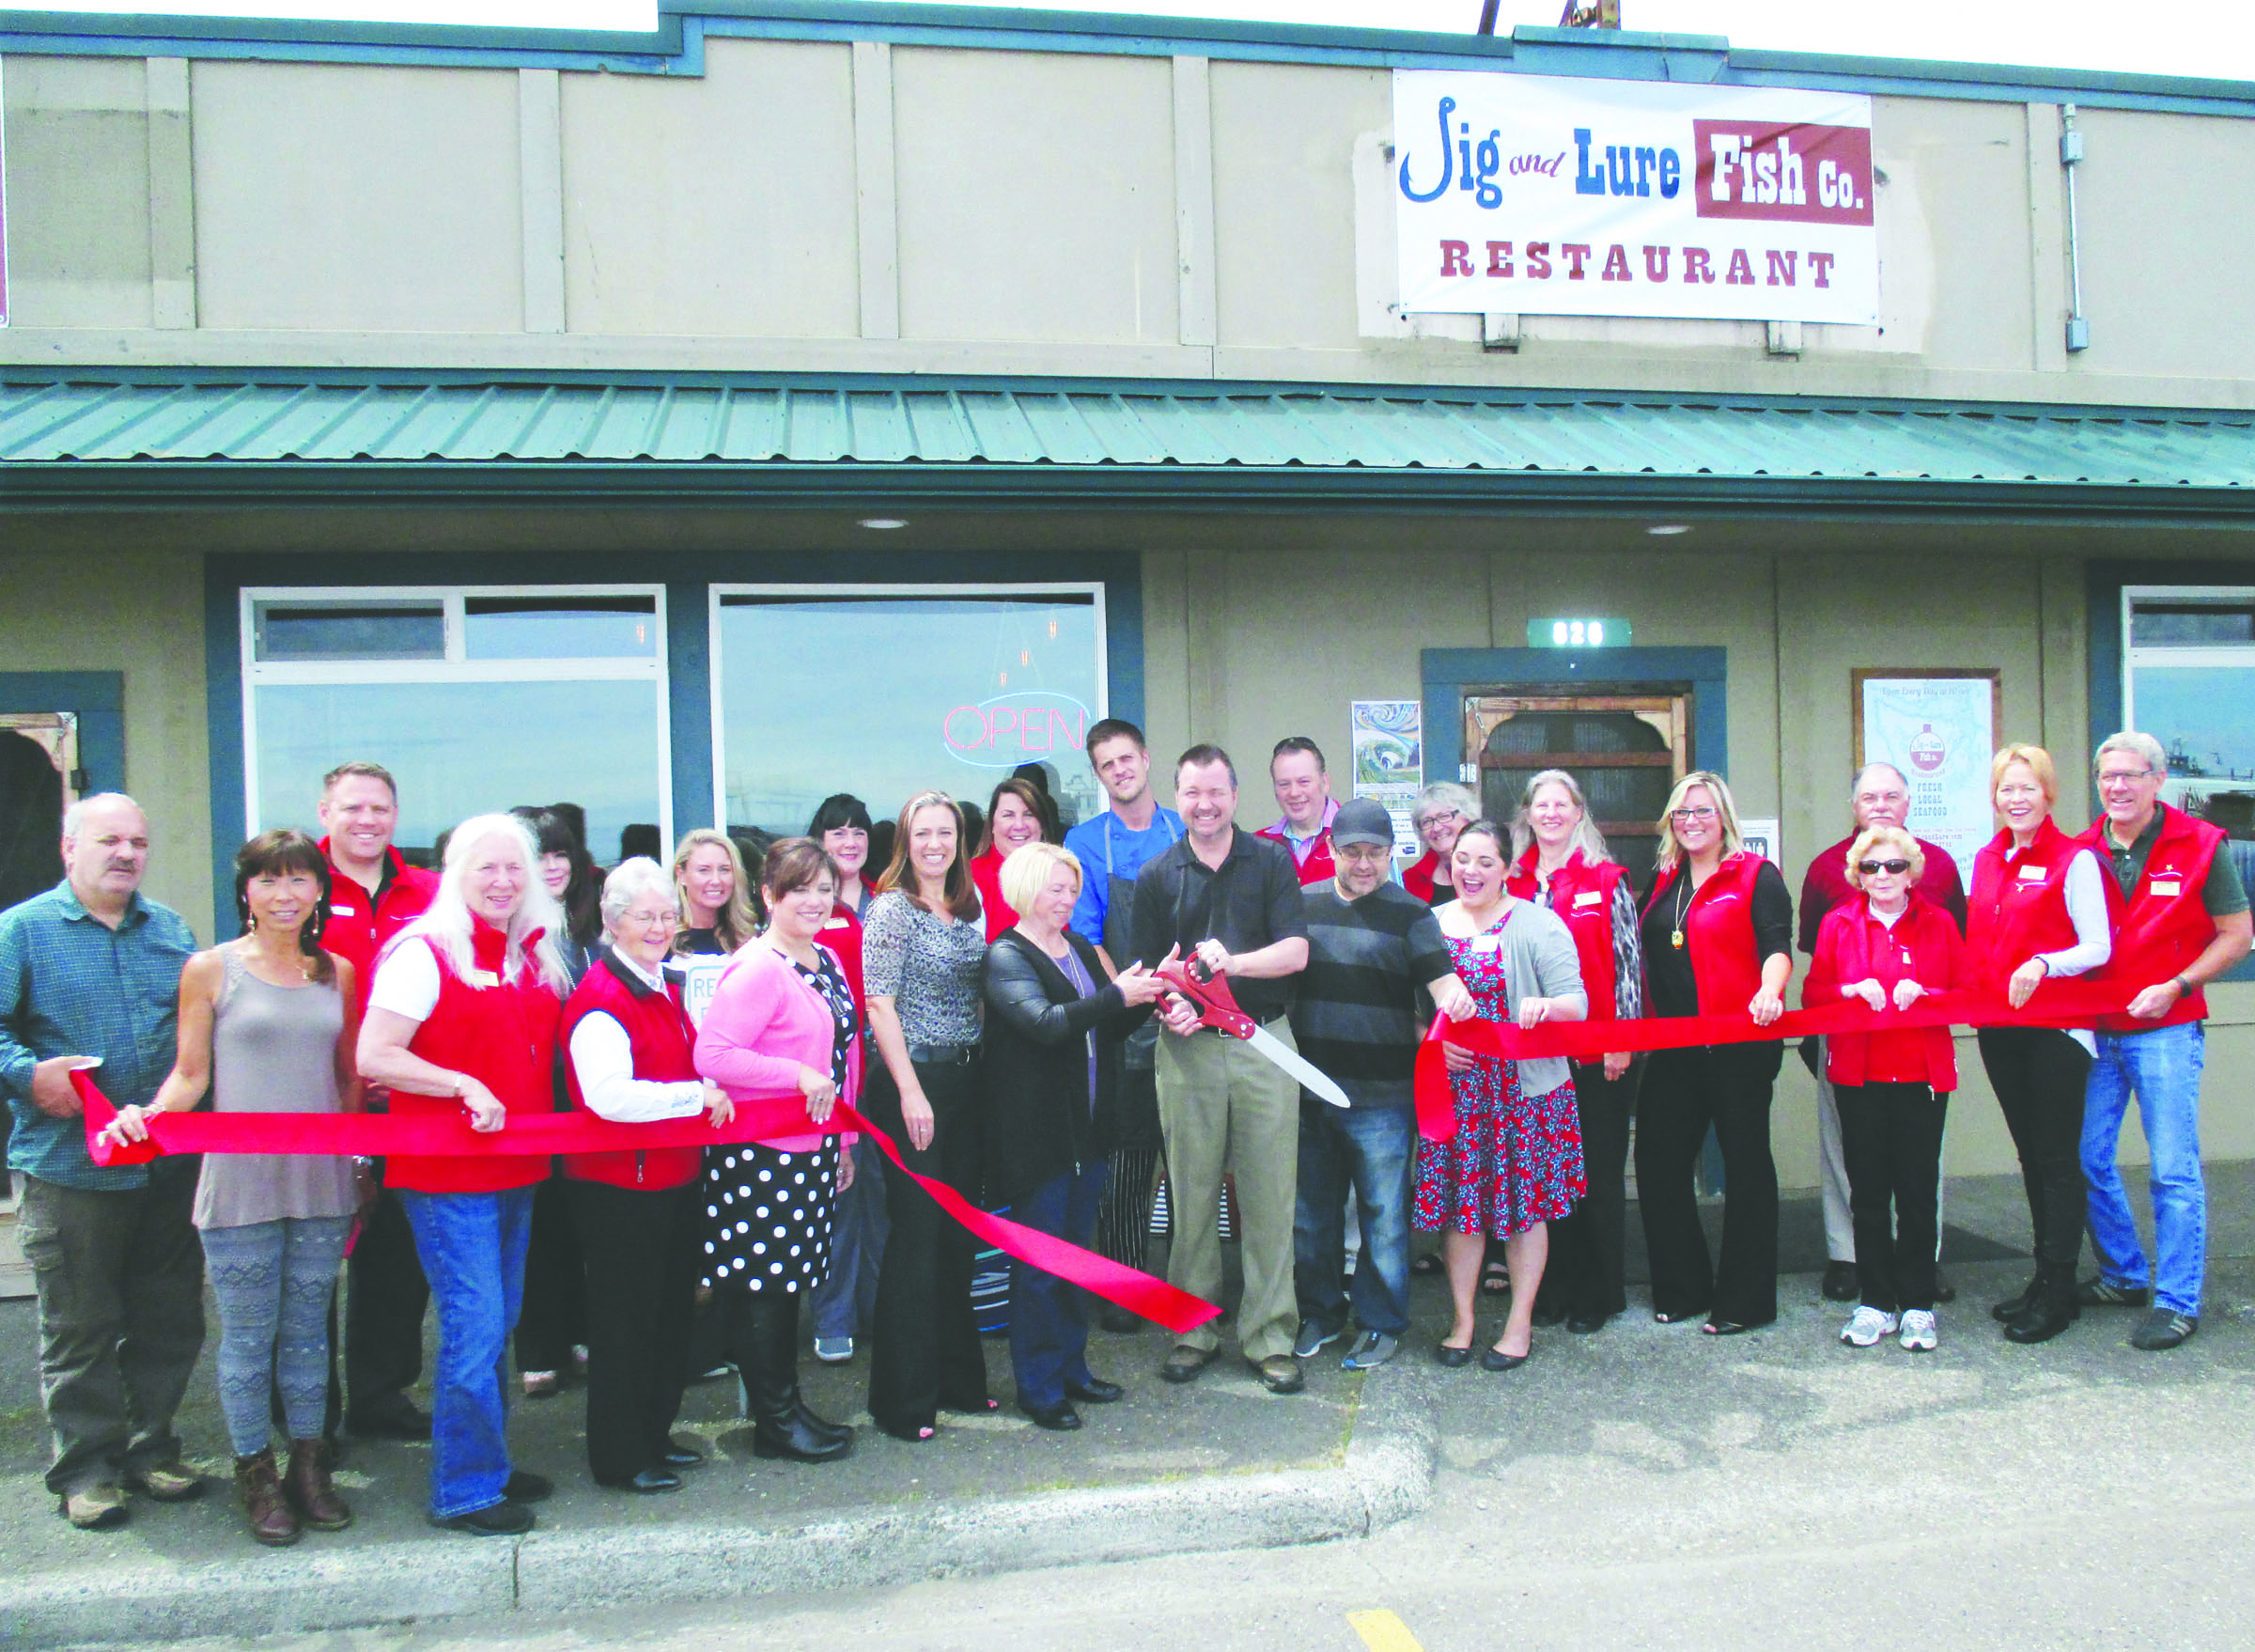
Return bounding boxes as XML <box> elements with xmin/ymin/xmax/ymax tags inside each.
<box><xmin>358</xmin><ymin>814</ymin><xmax>570</xmax><ymax>1536</ymax></box>
<box><xmin>982</xmin><ymin>841</ymin><xmax>1165</xmax><ymax>1429</ymax></box>
<box><xmin>561</xmin><ymin>858</ymin><xmax>733</xmax><ymax>1494</ymax></box>
<box><xmin>1507</xmin><ymin>769</ymin><xmax>1644</xmax><ymax>1335</ymax></box>
<box><xmin>1405</xmin><ymin>782</ymin><xmax>1480</xmax><ymax>908</ymax></box>
<box><xmin>1635</xmin><ymin>771</ymin><xmax>1793</xmax><ymax>1336</ymax></box>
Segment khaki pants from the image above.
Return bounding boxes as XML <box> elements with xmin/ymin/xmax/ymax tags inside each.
<box><xmin>1156</xmin><ymin>1020</ymin><xmax>1300</xmax><ymax>1362</ymax></box>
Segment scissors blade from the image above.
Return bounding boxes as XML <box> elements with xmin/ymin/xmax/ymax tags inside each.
<box><xmin>1243</xmin><ymin>1025</ymin><xmax>1350</xmax><ymax>1108</ymax></box>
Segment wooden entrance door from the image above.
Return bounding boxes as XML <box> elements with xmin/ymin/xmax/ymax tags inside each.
<box><xmin>1463</xmin><ymin>690</ymin><xmax>1693</xmax><ymax>881</ymax></box>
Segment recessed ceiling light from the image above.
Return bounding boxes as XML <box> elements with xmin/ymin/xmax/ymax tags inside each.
<box><xmin>858</xmin><ymin>517</ymin><xmax>909</xmax><ymax>530</ymax></box>
<box><xmin>1646</xmin><ymin>522</ymin><xmax>1691</xmax><ymax>537</ymax></box>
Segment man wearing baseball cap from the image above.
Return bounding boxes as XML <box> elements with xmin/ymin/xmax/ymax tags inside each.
<box><xmin>1286</xmin><ymin>798</ymin><xmax>1470</xmax><ymax>1369</ymax></box>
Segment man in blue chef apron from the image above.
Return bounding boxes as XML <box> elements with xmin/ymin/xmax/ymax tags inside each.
<box><xmin>1063</xmin><ymin>720</ymin><xmax>1184</xmax><ymax>1322</ymax></box>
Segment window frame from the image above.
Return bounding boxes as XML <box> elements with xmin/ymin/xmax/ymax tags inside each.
<box><xmin>707</xmin><ymin>582</ymin><xmax>1109</xmax><ymax>830</ymax></box>
<box><xmin>237</xmin><ymin>583</ymin><xmax>674</xmax><ymax>848</ymax></box>
<box><xmin>2122</xmin><ymin>584</ymin><xmax>2255</xmax><ymax>694</ymax></box>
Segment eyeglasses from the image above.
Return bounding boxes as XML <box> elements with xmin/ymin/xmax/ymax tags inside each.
<box><xmin>2097</xmin><ymin>769</ymin><xmax>2155</xmax><ymax>787</ymax></box>
<box><xmin>1414</xmin><ymin>812</ymin><xmax>1462</xmax><ymax>831</ymax></box>
<box><xmin>1857</xmin><ymin>859</ymin><xmax>1913</xmax><ymax>876</ymax></box>
<box><xmin>1670</xmin><ymin>807</ymin><xmax>1719</xmax><ymax>824</ymax></box>
<box><xmin>621</xmin><ymin>907</ymin><xmax>678</xmax><ymax>928</ymax></box>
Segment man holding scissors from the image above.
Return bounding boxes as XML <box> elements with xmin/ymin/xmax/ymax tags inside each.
<box><xmin>1131</xmin><ymin>744</ymin><xmax>1312</xmax><ymax>1394</ymax></box>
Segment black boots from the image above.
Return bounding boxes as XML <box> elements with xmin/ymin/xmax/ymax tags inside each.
<box><xmin>1990</xmin><ymin>1274</ymin><xmax>2040</xmax><ymax>1323</ymax></box>
<box><xmin>2003</xmin><ymin>1270</ymin><xmax>2080</xmax><ymax>1344</ymax></box>
<box><xmin>739</xmin><ymin>1291</ymin><xmax>851</xmax><ymax>1463</ymax></box>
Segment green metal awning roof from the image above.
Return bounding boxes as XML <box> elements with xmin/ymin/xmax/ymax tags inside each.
<box><xmin>5</xmin><ymin>374</ymin><xmax>2254</xmax><ymax>520</ymax></box>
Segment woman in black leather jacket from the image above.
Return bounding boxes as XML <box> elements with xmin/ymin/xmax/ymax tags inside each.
<box><xmin>983</xmin><ymin>841</ymin><xmax>1167</xmax><ymax>1431</ymax></box>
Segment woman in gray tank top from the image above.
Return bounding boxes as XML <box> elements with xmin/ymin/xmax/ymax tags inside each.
<box><xmin>101</xmin><ymin>830</ymin><xmax>364</xmax><ymax>1548</ymax></box>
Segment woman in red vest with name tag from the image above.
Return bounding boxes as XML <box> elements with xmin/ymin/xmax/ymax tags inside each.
<box><xmin>1967</xmin><ymin>743</ymin><xmax>2111</xmax><ymax>1345</ymax></box>
<box><xmin>1508</xmin><ymin>769</ymin><xmax>1644</xmax><ymax>1336</ymax></box>
<box><xmin>1636</xmin><ymin>771</ymin><xmax>1793</xmax><ymax>1336</ymax></box>
<box><xmin>1806</xmin><ymin>825</ymin><xmax>1971</xmax><ymax>1352</ymax></box>
<box><xmin>358</xmin><ymin>814</ymin><xmax>569</xmax><ymax>1536</ymax></box>
<box><xmin>561</xmin><ymin>857</ymin><xmax>735</xmax><ymax>1495</ymax></box>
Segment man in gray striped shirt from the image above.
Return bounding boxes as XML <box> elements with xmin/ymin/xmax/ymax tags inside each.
<box><xmin>1288</xmin><ymin>799</ymin><xmax>1470</xmax><ymax>1370</ymax></box>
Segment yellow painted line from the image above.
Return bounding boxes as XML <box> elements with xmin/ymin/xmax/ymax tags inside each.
<box><xmin>1346</xmin><ymin>1608</ymin><xmax>1425</xmax><ymax>1652</ymax></box>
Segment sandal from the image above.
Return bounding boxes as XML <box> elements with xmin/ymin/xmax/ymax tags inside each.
<box><xmin>1701</xmin><ymin>1317</ymin><xmax>1754</xmax><ymax>1336</ymax></box>
<box><xmin>877</xmin><ymin>1418</ymin><xmax>938</xmax><ymax>1442</ymax></box>
<box><xmin>1653</xmin><ymin>1308</ymin><xmax>1706</xmax><ymax>1325</ymax></box>
<box><xmin>1479</xmin><ymin>1266</ymin><xmax>1511</xmax><ymax>1298</ymax></box>
<box><xmin>1410</xmin><ymin>1254</ymin><xmax>1443</xmax><ymax>1278</ymax></box>
<box><xmin>941</xmin><ymin>1396</ymin><xmax>999</xmax><ymax>1414</ymax></box>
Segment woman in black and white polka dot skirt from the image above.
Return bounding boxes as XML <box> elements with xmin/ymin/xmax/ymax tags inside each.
<box><xmin>693</xmin><ymin>838</ymin><xmax>863</xmax><ymax>1464</ymax></box>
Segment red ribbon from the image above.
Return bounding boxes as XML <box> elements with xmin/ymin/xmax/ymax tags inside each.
<box><xmin>1412</xmin><ymin>980</ymin><xmax>2135</xmax><ymax>1142</ymax></box>
<box><xmin>72</xmin><ymin>1072</ymin><xmax>1221</xmax><ymax>1336</ymax></box>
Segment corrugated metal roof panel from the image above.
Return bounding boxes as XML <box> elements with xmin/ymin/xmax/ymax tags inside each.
<box><xmin>2</xmin><ymin>377</ymin><xmax>2252</xmax><ymax>493</ymax></box>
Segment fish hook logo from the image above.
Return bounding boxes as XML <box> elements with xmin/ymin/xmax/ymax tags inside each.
<box><xmin>1398</xmin><ymin>95</ymin><xmax>1455</xmax><ymax>203</ymax></box>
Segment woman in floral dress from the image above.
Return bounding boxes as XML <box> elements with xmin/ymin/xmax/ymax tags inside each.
<box><xmin>1416</xmin><ymin>819</ymin><xmax>1589</xmax><ymax>1371</ymax></box>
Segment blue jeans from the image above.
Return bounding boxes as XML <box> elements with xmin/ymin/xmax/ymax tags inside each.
<box><xmin>810</xmin><ymin>1138</ymin><xmax>888</xmax><ymax>1342</ymax></box>
<box><xmin>397</xmin><ymin>1186</ymin><xmax>535</xmax><ymax>1518</ymax></box>
<box><xmin>1006</xmin><ymin>1161</ymin><xmax>1108</xmax><ymax>1410</ymax></box>
<box><xmin>1293</xmin><ymin>1100</ymin><xmax>1416</xmax><ymax>1339</ymax></box>
<box><xmin>2082</xmin><ymin>1021</ymin><xmax>2206</xmax><ymax>1316</ymax></box>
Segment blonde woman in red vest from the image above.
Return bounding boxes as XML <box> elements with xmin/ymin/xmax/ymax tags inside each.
<box><xmin>2076</xmin><ymin>731</ymin><xmax>2252</xmax><ymax>1351</ymax></box>
<box><xmin>358</xmin><ymin>814</ymin><xmax>571</xmax><ymax>1536</ymax></box>
<box><xmin>1806</xmin><ymin>825</ymin><xmax>1971</xmax><ymax>1352</ymax></box>
<box><xmin>1508</xmin><ymin>770</ymin><xmax>1644</xmax><ymax>1335</ymax></box>
<box><xmin>1635</xmin><ymin>771</ymin><xmax>1793</xmax><ymax>1335</ymax></box>
<box><xmin>561</xmin><ymin>857</ymin><xmax>735</xmax><ymax>1495</ymax></box>
<box><xmin>1967</xmin><ymin>744</ymin><xmax>2111</xmax><ymax>1345</ymax></box>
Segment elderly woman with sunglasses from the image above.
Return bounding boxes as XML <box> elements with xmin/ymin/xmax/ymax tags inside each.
<box><xmin>1636</xmin><ymin>771</ymin><xmax>1793</xmax><ymax>1337</ymax></box>
<box><xmin>1805</xmin><ymin>825</ymin><xmax>1971</xmax><ymax>1351</ymax></box>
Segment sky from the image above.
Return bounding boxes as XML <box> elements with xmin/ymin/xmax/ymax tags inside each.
<box><xmin>4</xmin><ymin>0</ymin><xmax>2252</xmax><ymax>85</ymax></box>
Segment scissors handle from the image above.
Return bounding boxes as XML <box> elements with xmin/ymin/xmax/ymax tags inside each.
<box><xmin>1156</xmin><ymin>955</ymin><xmax>1255</xmax><ymax>1040</ymax></box>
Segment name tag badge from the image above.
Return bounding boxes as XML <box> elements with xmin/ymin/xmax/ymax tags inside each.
<box><xmin>330</xmin><ymin>903</ymin><xmax>358</xmax><ymax>915</ymax></box>
<box><xmin>2016</xmin><ymin>864</ymin><xmax>2048</xmax><ymax>882</ymax></box>
<box><xmin>1472</xmin><ymin>935</ymin><xmax>1503</xmax><ymax>957</ymax></box>
<box><xmin>2150</xmin><ymin>878</ymin><xmax>2183</xmax><ymax>898</ymax></box>
<box><xmin>822</xmin><ymin>915</ymin><xmax>849</xmax><ymax>930</ymax></box>
<box><xmin>465</xmin><ymin>968</ymin><xmax>500</xmax><ymax>989</ymax></box>
<box><xmin>1573</xmin><ymin>890</ymin><xmax>1604</xmax><ymax>909</ymax></box>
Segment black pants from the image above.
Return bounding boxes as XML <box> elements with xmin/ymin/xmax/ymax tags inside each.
<box><xmin>1636</xmin><ymin>1041</ymin><xmax>1783</xmax><ymax>1327</ymax></box>
<box><xmin>863</xmin><ymin>1056</ymin><xmax>988</xmax><ymax>1435</ymax></box>
<box><xmin>515</xmin><ymin>1174</ymin><xmax>588</xmax><ymax>1375</ymax></box>
<box><xmin>1977</xmin><ymin>1026</ymin><xmax>2092</xmax><ymax>1277</ymax></box>
<box><xmin>343</xmin><ymin>1180</ymin><xmax>429</xmax><ymax>1426</ymax></box>
<box><xmin>1541</xmin><ymin>1058</ymin><xmax>1639</xmax><ymax>1321</ymax></box>
<box><xmin>567</xmin><ymin>1177</ymin><xmax>697</xmax><ymax>1485</ymax></box>
<box><xmin>1833</xmin><ymin>1081</ymin><xmax>1949</xmax><ymax>1314</ymax></box>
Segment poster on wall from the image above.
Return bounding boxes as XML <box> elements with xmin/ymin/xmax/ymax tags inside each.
<box><xmin>1349</xmin><ymin>700</ymin><xmax>1423</xmax><ymax>862</ymax></box>
<box><xmin>1392</xmin><ymin>70</ymin><xmax>1878</xmax><ymax>325</ymax></box>
<box><xmin>1738</xmin><ymin>817</ymin><xmax>1781</xmax><ymax>869</ymax></box>
<box><xmin>1</xmin><ymin>58</ymin><xmax>9</xmax><ymax>329</ymax></box>
<box><xmin>1854</xmin><ymin>671</ymin><xmax>2001</xmax><ymax>889</ymax></box>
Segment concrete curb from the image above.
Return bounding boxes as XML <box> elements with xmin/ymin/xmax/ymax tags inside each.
<box><xmin>0</xmin><ymin>1370</ymin><xmax>1436</xmax><ymax>1647</ymax></box>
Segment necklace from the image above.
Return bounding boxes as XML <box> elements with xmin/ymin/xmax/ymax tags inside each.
<box><xmin>1670</xmin><ymin>876</ymin><xmax>1692</xmax><ymax>951</ymax></box>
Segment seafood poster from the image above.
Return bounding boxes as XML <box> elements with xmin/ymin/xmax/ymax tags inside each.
<box><xmin>1349</xmin><ymin>701</ymin><xmax>1423</xmax><ymax>861</ymax></box>
<box><xmin>1858</xmin><ymin>675</ymin><xmax>1996</xmax><ymax>889</ymax></box>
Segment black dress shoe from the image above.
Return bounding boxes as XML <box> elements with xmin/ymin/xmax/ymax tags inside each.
<box><xmin>661</xmin><ymin>1445</ymin><xmax>705</xmax><ymax>1469</ymax></box>
<box><xmin>795</xmin><ymin>1400</ymin><xmax>850</xmax><ymax>1444</ymax></box>
<box><xmin>1479</xmin><ymin>1346</ymin><xmax>1530</xmax><ymax>1371</ymax></box>
<box><xmin>601</xmin><ymin>1468</ymin><xmax>682</xmax><ymax>1495</ymax></box>
<box><xmin>1992</xmin><ymin>1274</ymin><xmax>2042</xmax><ymax>1323</ymax></box>
<box><xmin>503</xmin><ymin>1470</ymin><xmax>553</xmax><ymax>1504</ymax></box>
<box><xmin>753</xmin><ymin>1413</ymin><xmax>852</xmax><ymax>1462</ymax></box>
<box><xmin>1529</xmin><ymin>1303</ymin><xmax>1569</xmax><ymax>1329</ymax></box>
<box><xmin>1065</xmin><ymin>1377</ymin><xmax>1124</xmax><ymax>1404</ymax></box>
<box><xmin>1565</xmin><ymin>1314</ymin><xmax>1609</xmax><ymax>1335</ymax></box>
<box><xmin>2004</xmin><ymin>1289</ymin><xmax>2079</xmax><ymax>1345</ymax></box>
<box><xmin>1821</xmin><ymin>1262</ymin><xmax>1859</xmax><ymax>1302</ymax></box>
<box><xmin>1434</xmin><ymin>1343</ymin><xmax>1473</xmax><ymax>1368</ymax></box>
<box><xmin>1019</xmin><ymin>1397</ymin><xmax>1083</xmax><ymax>1431</ymax></box>
<box><xmin>350</xmin><ymin>1402</ymin><xmax>433</xmax><ymax>1442</ymax></box>
<box><xmin>431</xmin><ymin>1500</ymin><xmax>535</xmax><ymax>1535</ymax></box>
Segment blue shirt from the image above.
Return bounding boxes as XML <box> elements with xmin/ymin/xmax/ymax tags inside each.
<box><xmin>1064</xmin><ymin>807</ymin><xmax>1185</xmax><ymax>945</ymax></box>
<box><xmin>0</xmin><ymin>881</ymin><xmax>196</xmax><ymax>1190</ymax></box>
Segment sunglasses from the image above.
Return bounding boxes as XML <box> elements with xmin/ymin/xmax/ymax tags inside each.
<box><xmin>1857</xmin><ymin>859</ymin><xmax>1913</xmax><ymax>876</ymax></box>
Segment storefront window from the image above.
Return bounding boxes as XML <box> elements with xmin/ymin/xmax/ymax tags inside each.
<box><xmin>242</xmin><ymin>587</ymin><xmax>671</xmax><ymax>865</ymax></box>
<box><xmin>2123</xmin><ymin>586</ymin><xmax>2255</xmax><ymax>830</ymax></box>
<box><xmin>713</xmin><ymin>586</ymin><xmax>1107</xmax><ymax>836</ymax></box>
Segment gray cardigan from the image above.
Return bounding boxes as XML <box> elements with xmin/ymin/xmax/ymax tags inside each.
<box><xmin>1479</xmin><ymin>901</ymin><xmax>1587</xmax><ymax>1096</ymax></box>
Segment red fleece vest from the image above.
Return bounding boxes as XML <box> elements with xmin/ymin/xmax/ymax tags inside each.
<box><xmin>1510</xmin><ymin>849</ymin><xmax>1625</xmax><ymax>1023</ymax></box>
<box><xmin>1967</xmin><ymin>818</ymin><xmax>2086</xmax><ymax>990</ymax></box>
<box><xmin>1643</xmin><ymin>851</ymin><xmax>1767</xmax><ymax>1017</ymax></box>
<box><xmin>2077</xmin><ymin>804</ymin><xmax>2226</xmax><ymax>1032</ymax></box>
<box><xmin>561</xmin><ymin>953</ymin><xmax>703</xmax><ymax>1191</ymax></box>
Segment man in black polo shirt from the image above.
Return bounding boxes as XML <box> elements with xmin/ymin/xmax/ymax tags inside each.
<box><xmin>1132</xmin><ymin>744</ymin><xmax>1311</xmax><ymax>1394</ymax></box>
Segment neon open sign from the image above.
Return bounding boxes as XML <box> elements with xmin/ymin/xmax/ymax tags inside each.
<box><xmin>941</xmin><ymin>691</ymin><xmax>1092</xmax><ymax>769</ymax></box>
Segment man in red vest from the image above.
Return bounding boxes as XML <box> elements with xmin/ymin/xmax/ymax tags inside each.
<box><xmin>316</xmin><ymin>760</ymin><xmax>441</xmax><ymax>1440</ymax></box>
<box><xmin>1259</xmin><ymin>737</ymin><xmax>1339</xmax><ymax>889</ymax></box>
<box><xmin>2076</xmin><ymin>732</ymin><xmax>2250</xmax><ymax>1350</ymax></box>
<box><xmin>1797</xmin><ymin>763</ymin><xmax>1967</xmax><ymax>1305</ymax></box>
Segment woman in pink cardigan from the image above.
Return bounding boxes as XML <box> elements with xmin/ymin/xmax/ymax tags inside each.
<box><xmin>693</xmin><ymin>838</ymin><xmax>863</xmax><ymax>1464</ymax></box>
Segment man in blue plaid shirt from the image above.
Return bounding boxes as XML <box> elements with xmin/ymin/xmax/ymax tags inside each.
<box><xmin>0</xmin><ymin>793</ymin><xmax>203</xmax><ymax>1530</ymax></box>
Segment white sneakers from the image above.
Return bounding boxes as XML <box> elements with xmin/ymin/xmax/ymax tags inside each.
<box><xmin>1839</xmin><ymin>1306</ymin><xmax>1900</xmax><ymax>1347</ymax></box>
<box><xmin>1839</xmin><ymin>1305</ymin><xmax>1940</xmax><ymax>1349</ymax></box>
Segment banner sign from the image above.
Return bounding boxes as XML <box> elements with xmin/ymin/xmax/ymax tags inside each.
<box><xmin>1392</xmin><ymin>70</ymin><xmax>1878</xmax><ymax>325</ymax></box>
<box><xmin>1856</xmin><ymin>671</ymin><xmax>2000</xmax><ymax>891</ymax></box>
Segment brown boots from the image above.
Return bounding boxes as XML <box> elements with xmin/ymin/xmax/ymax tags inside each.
<box><xmin>235</xmin><ymin>1440</ymin><xmax>353</xmax><ymax>1547</ymax></box>
<box><xmin>286</xmin><ymin>1438</ymin><xmax>353</xmax><ymax>1532</ymax></box>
